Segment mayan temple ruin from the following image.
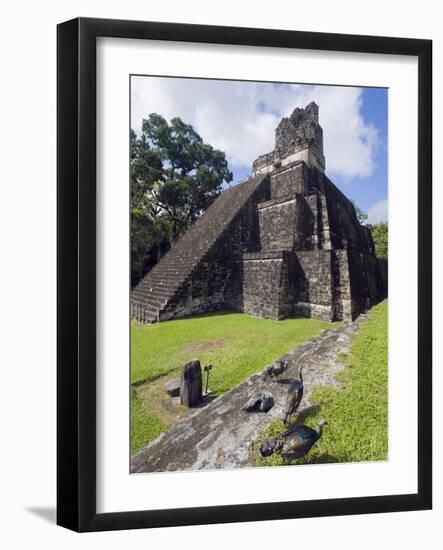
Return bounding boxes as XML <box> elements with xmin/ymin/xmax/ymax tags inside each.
<box><xmin>131</xmin><ymin>102</ymin><xmax>387</xmax><ymax>324</ymax></box>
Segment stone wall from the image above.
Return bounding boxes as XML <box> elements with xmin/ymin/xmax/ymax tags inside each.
<box><xmin>269</xmin><ymin>162</ymin><xmax>307</xmax><ymax>200</ymax></box>
<box><xmin>378</xmin><ymin>259</ymin><xmax>388</xmax><ymax>294</ymax></box>
<box><xmin>292</xmin><ymin>250</ymin><xmax>335</xmax><ymax>321</ymax></box>
<box><xmin>258</xmin><ymin>199</ymin><xmax>297</xmax><ymax>251</ymax></box>
<box><xmin>293</xmin><ymin>194</ymin><xmax>316</xmax><ymax>250</ymax></box>
<box><xmin>331</xmin><ymin>250</ymin><xmax>353</xmax><ymax>321</ymax></box>
<box><xmin>241</xmin><ymin>252</ymin><xmax>285</xmax><ymax>319</ymax></box>
<box><xmin>346</xmin><ymin>251</ymin><xmax>386</xmax><ymax>318</ymax></box>
<box><xmin>323</xmin><ymin>176</ymin><xmax>375</xmax><ymax>254</ymax></box>
<box><xmin>252</xmin><ymin>151</ymin><xmax>275</xmax><ymax>173</ymax></box>
<box><xmin>259</xmin><ymin>163</ymin><xmax>335</xmax><ymax>253</ymax></box>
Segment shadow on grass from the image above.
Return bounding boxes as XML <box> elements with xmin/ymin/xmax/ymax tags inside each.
<box><xmin>294</xmin><ymin>404</ymin><xmax>322</xmax><ymax>425</ymax></box>
<box><xmin>158</xmin><ymin>309</ymin><xmax>237</xmax><ymax>323</ymax></box>
<box><xmin>280</xmin><ymin>453</ymin><xmax>342</xmax><ymax>465</ymax></box>
<box><xmin>136</xmin><ymin>308</ymin><xmax>344</xmax><ymax>325</ymax></box>
<box><xmin>189</xmin><ymin>393</ymin><xmax>218</xmax><ymax>408</ymax></box>
<box><xmin>131</xmin><ymin>372</ymin><xmax>169</xmax><ymax>387</ymax></box>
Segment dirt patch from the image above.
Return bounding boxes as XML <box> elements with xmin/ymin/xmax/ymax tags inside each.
<box><xmin>133</xmin><ymin>370</ymin><xmax>217</xmax><ymax>434</ymax></box>
<box><xmin>134</xmin><ymin>371</ymin><xmax>188</xmax><ymax>429</ymax></box>
<box><xmin>183</xmin><ymin>339</ymin><xmax>227</xmax><ymax>355</ymax></box>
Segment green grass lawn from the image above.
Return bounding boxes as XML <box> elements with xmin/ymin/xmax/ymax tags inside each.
<box><xmin>131</xmin><ymin>311</ymin><xmax>331</xmax><ymax>454</ymax></box>
<box><xmin>254</xmin><ymin>300</ymin><xmax>388</xmax><ymax>466</ymax></box>
<box><xmin>130</xmin><ymin>393</ymin><xmax>166</xmax><ymax>456</ymax></box>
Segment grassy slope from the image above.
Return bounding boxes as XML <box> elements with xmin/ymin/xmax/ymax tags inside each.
<box><xmin>254</xmin><ymin>300</ymin><xmax>388</xmax><ymax>466</ymax></box>
<box><xmin>131</xmin><ymin>311</ymin><xmax>330</xmax><ymax>453</ymax></box>
<box><xmin>131</xmin><ymin>394</ymin><xmax>166</xmax><ymax>455</ymax></box>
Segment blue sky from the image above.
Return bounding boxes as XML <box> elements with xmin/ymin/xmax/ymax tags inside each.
<box><xmin>336</xmin><ymin>87</ymin><xmax>388</xmax><ymax>222</ymax></box>
<box><xmin>131</xmin><ymin>77</ymin><xmax>388</xmax><ymax>224</ymax></box>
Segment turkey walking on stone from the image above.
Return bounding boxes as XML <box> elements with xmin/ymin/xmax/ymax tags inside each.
<box><xmin>242</xmin><ymin>392</ymin><xmax>275</xmax><ymax>413</ymax></box>
<box><xmin>281</xmin><ymin>366</ymin><xmax>304</xmax><ymax>425</ymax></box>
<box><xmin>263</xmin><ymin>360</ymin><xmax>289</xmax><ymax>384</ymax></box>
<box><xmin>259</xmin><ymin>419</ymin><xmax>328</xmax><ymax>460</ymax></box>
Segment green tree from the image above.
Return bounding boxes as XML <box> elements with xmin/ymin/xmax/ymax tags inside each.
<box><xmin>130</xmin><ymin>115</ymin><xmax>232</xmax><ymax>286</ymax></box>
<box><xmin>351</xmin><ymin>199</ymin><xmax>368</xmax><ymax>224</ymax></box>
<box><xmin>368</xmin><ymin>222</ymin><xmax>388</xmax><ymax>261</ymax></box>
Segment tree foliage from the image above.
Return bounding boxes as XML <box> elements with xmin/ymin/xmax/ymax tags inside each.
<box><xmin>130</xmin><ymin>115</ymin><xmax>232</xmax><ymax>287</ymax></box>
<box><xmin>350</xmin><ymin>200</ymin><xmax>387</xmax><ymax>261</ymax></box>
<box><xmin>351</xmin><ymin>199</ymin><xmax>368</xmax><ymax>224</ymax></box>
<box><xmin>368</xmin><ymin>222</ymin><xmax>388</xmax><ymax>261</ymax></box>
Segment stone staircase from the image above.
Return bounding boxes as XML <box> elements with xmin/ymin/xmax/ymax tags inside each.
<box><xmin>131</xmin><ymin>173</ymin><xmax>267</xmax><ymax>323</ymax></box>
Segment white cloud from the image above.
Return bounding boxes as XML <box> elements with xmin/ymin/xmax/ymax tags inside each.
<box><xmin>131</xmin><ymin>77</ymin><xmax>380</xmax><ymax>180</ymax></box>
<box><xmin>367</xmin><ymin>199</ymin><xmax>388</xmax><ymax>224</ymax></box>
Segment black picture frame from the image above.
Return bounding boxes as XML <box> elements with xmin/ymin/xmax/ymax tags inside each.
<box><xmin>57</xmin><ymin>17</ymin><xmax>432</xmax><ymax>532</ymax></box>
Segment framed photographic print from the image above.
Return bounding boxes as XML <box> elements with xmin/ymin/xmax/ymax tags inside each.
<box><xmin>57</xmin><ymin>17</ymin><xmax>432</xmax><ymax>532</ymax></box>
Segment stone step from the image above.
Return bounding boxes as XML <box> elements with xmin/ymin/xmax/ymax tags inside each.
<box><xmin>144</xmin><ymin>308</ymin><xmax>159</xmax><ymax>318</ymax></box>
<box><xmin>131</xmin><ymin>296</ymin><xmax>160</xmax><ymax>309</ymax></box>
<box><xmin>158</xmin><ymin>264</ymin><xmax>197</xmax><ymax>272</ymax></box>
<box><xmin>132</xmin><ymin>311</ymin><xmax>158</xmax><ymax>323</ymax></box>
<box><xmin>144</xmin><ymin>269</ymin><xmax>190</xmax><ymax>280</ymax></box>
<box><xmin>133</xmin><ymin>296</ymin><xmax>169</xmax><ymax>309</ymax></box>
<box><xmin>151</xmin><ymin>288</ymin><xmax>177</xmax><ymax>297</ymax></box>
<box><xmin>131</xmin><ymin>303</ymin><xmax>157</xmax><ymax>318</ymax></box>
<box><xmin>137</xmin><ymin>272</ymin><xmax>189</xmax><ymax>296</ymax></box>
<box><xmin>134</xmin><ymin>290</ymin><xmax>176</xmax><ymax>302</ymax></box>
<box><xmin>140</xmin><ymin>295</ymin><xmax>172</xmax><ymax>308</ymax></box>
<box><xmin>154</xmin><ymin>253</ymin><xmax>198</xmax><ymax>262</ymax></box>
<box><xmin>144</xmin><ymin>274</ymin><xmax>184</xmax><ymax>283</ymax></box>
<box><xmin>133</xmin><ymin>282</ymin><xmax>178</xmax><ymax>295</ymax></box>
<box><xmin>135</xmin><ymin>275</ymin><xmax>181</xmax><ymax>288</ymax></box>
<box><xmin>157</xmin><ymin>260</ymin><xmax>192</xmax><ymax>272</ymax></box>
<box><xmin>133</xmin><ymin>314</ymin><xmax>157</xmax><ymax>324</ymax></box>
<box><xmin>133</xmin><ymin>285</ymin><xmax>177</xmax><ymax>300</ymax></box>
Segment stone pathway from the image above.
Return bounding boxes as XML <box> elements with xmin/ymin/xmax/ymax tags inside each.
<box><xmin>130</xmin><ymin>314</ymin><xmax>369</xmax><ymax>473</ymax></box>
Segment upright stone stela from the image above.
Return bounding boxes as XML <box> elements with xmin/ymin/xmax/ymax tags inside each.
<box><xmin>131</xmin><ymin>102</ymin><xmax>387</xmax><ymax>324</ymax></box>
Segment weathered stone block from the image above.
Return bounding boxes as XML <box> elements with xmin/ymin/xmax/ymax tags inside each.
<box><xmin>180</xmin><ymin>360</ymin><xmax>202</xmax><ymax>407</ymax></box>
<box><xmin>165</xmin><ymin>378</ymin><xmax>180</xmax><ymax>397</ymax></box>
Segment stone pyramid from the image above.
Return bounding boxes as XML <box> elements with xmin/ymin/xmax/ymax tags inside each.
<box><xmin>131</xmin><ymin>102</ymin><xmax>387</xmax><ymax>324</ymax></box>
